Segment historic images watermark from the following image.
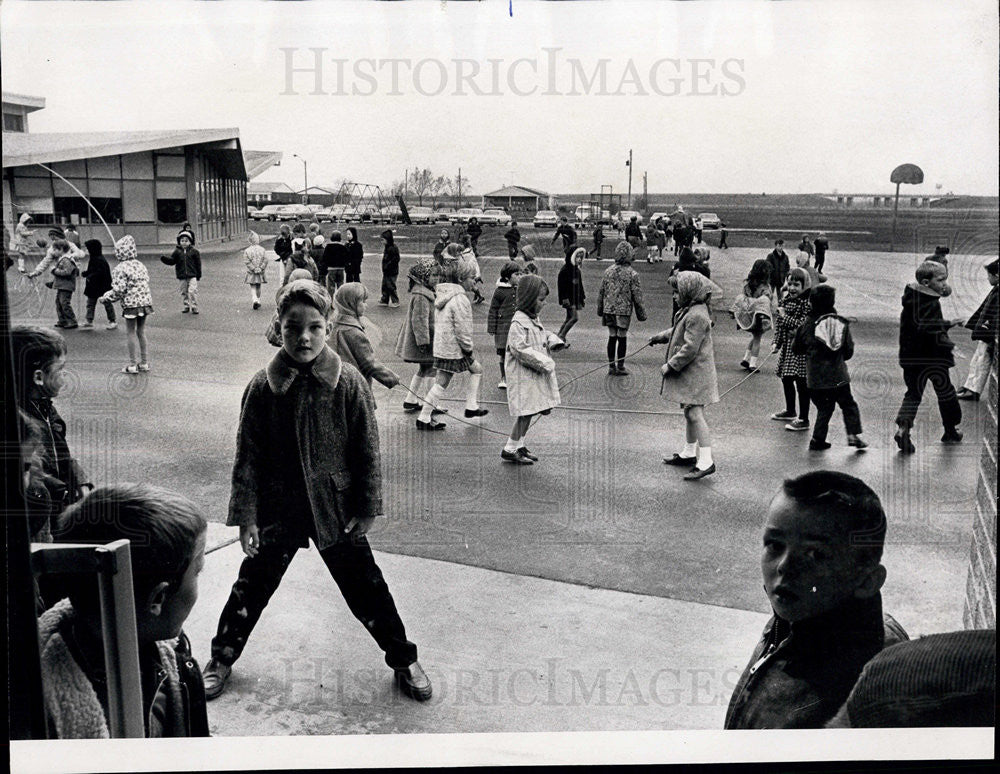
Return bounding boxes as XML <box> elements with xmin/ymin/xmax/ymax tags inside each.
<box><xmin>280</xmin><ymin>48</ymin><xmax>746</xmax><ymax>98</ymax></box>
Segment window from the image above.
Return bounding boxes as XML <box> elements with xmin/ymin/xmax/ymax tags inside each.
<box><xmin>157</xmin><ymin>199</ymin><xmax>187</xmax><ymax>223</ymax></box>
<box><xmin>91</xmin><ymin>197</ymin><xmax>123</xmax><ymax>224</ymax></box>
<box><xmin>3</xmin><ymin>112</ymin><xmax>25</xmax><ymax>132</ymax></box>
<box><xmin>54</xmin><ymin>196</ymin><xmax>92</xmax><ymax>224</ymax></box>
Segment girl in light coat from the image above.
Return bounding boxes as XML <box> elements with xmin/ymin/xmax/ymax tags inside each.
<box><xmin>396</xmin><ymin>258</ymin><xmax>440</xmax><ymax>412</ymax></box>
<box><xmin>99</xmin><ymin>235</ymin><xmax>154</xmax><ymax>373</ymax></box>
<box><xmin>501</xmin><ymin>275</ymin><xmax>565</xmax><ymax>465</ymax></box>
<box><xmin>11</xmin><ymin>212</ymin><xmax>35</xmax><ymax>272</ymax></box>
<box><xmin>730</xmin><ymin>259</ymin><xmax>773</xmax><ymax>370</ymax></box>
<box><xmin>329</xmin><ymin>283</ymin><xmax>399</xmax><ymax>401</ymax></box>
<box><xmin>243</xmin><ymin>231</ymin><xmax>268</xmax><ymax>309</ymax></box>
<box><xmin>650</xmin><ymin>271</ymin><xmax>722</xmax><ymax>480</ymax></box>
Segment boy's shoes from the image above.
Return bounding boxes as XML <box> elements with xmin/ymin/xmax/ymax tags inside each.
<box><xmin>739</xmin><ymin>360</ymin><xmax>750</xmax><ymax>370</ymax></box>
<box><xmin>62</xmin><ymin>323</ymin><xmax>78</xmax><ymax>329</ymax></box>
<box><xmin>416</xmin><ymin>418</ymin><xmax>446</xmax><ymax>431</ymax></box>
<box><xmin>377</xmin><ymin>300</ymin><xmax>389</xmax><ymax>306</ymax></box>
<box><xmin>137</xmin><ymin>363</ymin><xmax>150</xmax><ymax>372</ymax></box>
<box><xmin>608</xmin><ymin>365</ymin><xmax>618</xmax><ymax>375</ymax></box>
<box><xmin>402</xmin><ymin>402</ymin><xmax>422</xmax><ymax>413</ymax></box>
<box><xmin>809</xmin><ymin>440</ymin><xmax>832</xmax><ymax>451</ymax></box>
<box><xmin>894</xmin><ymin>426</ymin><xmax>915</xmax><ymax>454</ymax></box>
<box><xmin>53</xmin><ymin>321</ymin><xmax>65</xmax><ymax>328</ymax></box>
<box><xmin>501</xmin><ymin>449</ymin><xmax>533</xmax><ymax>465</ymax></box>
<box><xmin>191</xmin><ymin>308</ymin><xmax>199</xmax><ymax>315</ymax></box>
<box><xmin>518</xmin><ymin>447</ymin><xmax>539</xmax><ymax>462</ymax></box>
<box><xmin>388</xmin><ymin>301</ymin><xmax>400</xmax><ymax>308</ymax></box>
<box><xmin>941</xmin><ymin>428</ymin><xmax>964</xmax><ymax>444</ymax></box>
<box><xmin>464</xmin><ymin>407</ymin><xmax>489</xmax><ymax>418</ymax></box>
<box><xmin>79</xmin><ymin>322</ymin><xmax>94</xmax><ymax>330</ymax></box>
<box><xmin>771</xmin><ymin>410</ymin><xmax>796</xmax><ymax>421</ymax></box>
<box><xmin>847</xmin><ymin>435</ymin><xmax>868</xmax><ymax>450</ymax></box>
<box><xmin>785</xmin><ymin>419</ymin><xmax>810</xmax><ymax>431</ymax></box>
<box><xmin>202</xmin><ymin>659</ymin><xmax>232</xmax><ymax>700</ymax></box>
<box><xmin>182</xmin><ymin>307</ymin><xmax>190</xmax><ymax>313</ymax></box>
<box><xmin>683</xmin><ymin>464</ymin><xmax>716</xmax><ymax>481</ymax></box>
<box><xmin>615</xmin><ymin>365</ymin><xmax>630</xmax><ymax>375</ymax></box>
<box><xmin>252</xmin><ymin>301</ymin><xmax>261</xmax><ymax>310</ymax></box>
<box><xmin>663</xmin><ymin>453</ymin><xmax>697</xmax><ymax>466</ymax></box>
<box><xmin>105</xmin><ymin>322</ymin><xmax>118</xmax><ymax>330</ymax></box>
<box><xmin>497</xmin><ymin>380</ymin><xmax>507</xmax><ymax>389</ymax></box>
<box><xmin>956</xmin><ymin>389</ymin><xmax>979</xmax><ymax>401</ymax></box>
<box><xmin>395</xmin><ymin>661</ymin><xmax>433</xmax><ymax>701</ymax></box>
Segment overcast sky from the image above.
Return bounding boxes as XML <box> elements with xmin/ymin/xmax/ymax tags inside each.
<box><xmin>2</xmin><ymin>0</ymin><xmax>997</xmax><ymax>196</ymax></box>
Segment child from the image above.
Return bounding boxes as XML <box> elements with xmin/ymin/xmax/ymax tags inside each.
<box><xmin>590</xmin><ymin>223</ymin><xmax>605</xmax><ymax>260</ymax></box>
<box><xmin>556</xmin><ymin>246</ymin><xmax>586</xmax><ymax>345</ymax></box>
<box><xmin>597</xmin><ymin>240</ymin><xmax>647</xmax><ymax>375</ymax></box>
<box><xmin>725</xmin><ymin>470</ymin><xmax>908</xmax><ymax>729</ymax></box>
<box><xmin>795</xmin><ymin>249</ymin><xmax>825</xmax><ymax>288</ymax></box>
<box><xmin>11</xmin><ymin>325</ymin><xmax>91</xmax><ymax>541</ymax></box>
<box><xmin>813</xmin><ymin>232</ymin><xmax>829</xmax><ymax>272</ymax></box>
<box><xmin>64</xmin><ymin>223</ymin><xmax>81</xmax><ymax>249</ymax></box>
<box><xmin>379</xmin><ymin>229</ymin><xmax>401</xmax><ymax>307</ymax></box>
<box><xmin>309</xmin><ymin>234</ymin><xmax>327</xmax><ymax>282</ymax></box>
<box><xmin>330</xmin><ymin>282</ymin><xmax>401</xmax><ymax>395</ymax></box>
<box><xmin>770</xmin><ymin>267</ymin><xmax>812</xmax><ymax>431</ymax></box>
<box><xmin>765</xmin><ymin>239</ymin><xmax>790</xmax><ymax>296</ymax></box>
<box><xmin>322</xmin><ymin>230</ymin><xmax>349</xmax><ymax>293</ymax></box>
<box><xmin>731</xmin><ymin>259</ymin><xmax>772</xmax><ymax>370</ymax></box>
<box><xmin>792</xmin><ymin>284</ymin><xmax>867</xmax><ymax>450</ymax></box>
<box><xmin>396</xmin><ymin>258</ymin><xmax>442</xmax><ymax>411</ymax></box>
<box><xmin>894</xmin><ymin>261</ymin><xmax>965</xmax><ymax>453</ymax></box>
<box><xmin>28</xmin><ymin>237</ymin><xmax>85</xmax><ymax>329</ymax></box>
<box><xmin>460</xmin><ymin>235</ymin><xmax>485</xmax><ymax>304</ymax></box>
<box><xmin>344</xmin><ymin>226</ymin><xmax>363</xmax><ymax>283</ymax></box>
<box><xmin>650</xmin><ymin>271</ymin><xmax>722</xmax><ymax>480</ymax></box>
<box><xmin>487</xmin><ymin>261</ymin><xmax>520</xmax><ymax>389</ymax></box>
<box><xmin>433</xmin><ymin>229</ymin><xmax>451</xmax><ymax>262</ymax></box>
<box><xmin>39</xmin><ymin>484</ymin><xmax>209</xmax><ymax>738</ymax></box>
<box><xmin>79</xmin><ymin>239</ymin><xmax>116</xmax><ymax>330</ymax></box>
<box><xmin>274</xmin><ymin>223</ymin><xmax>293</xmax><ymax>281</ymax></box>
<box><xmin>243</xmin><ymin>230</ymin><xmax>268</xmax><ymax>310</ymax></box>
<box><xmin>956</xmin><ymin>258</ymin><xmax>999</xmax><ymax>402</ymax></box>
<box><xmin>504</xmin><ymin>221</ymin><xmax>521</xmax><ymax>258</ymax></box>
<box><xmin>11</xmin><ymin>212</ymin><xmax>35</xmax><ymax>272</ymax></box>
<box><xmin>202</xmin><ymin>279</ymin><xmax>431</xmax><ymax>702</ymax></box>
<box><xmin>501</xmin><ymin>275</ymin><xmax>564</xmax><ymax>465</ymax></box>
<box><xmin>160</xmin><ymin>228</ymin><xmax>202</xmax><ymax>314</ymax></box>
<box><xmin>416</xmin><ymin>256</ymin><xmax>488</xmax><ymax>430</ymax></box>
<box><xmin>98</xmin><ymin>235</ymin><xmax>154</xmax><ymax>374</ymax></box>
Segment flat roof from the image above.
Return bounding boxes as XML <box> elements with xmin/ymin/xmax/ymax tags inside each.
<box><xmin>484</xmin><ymin>185</ymin><xmax>548</xmax><ymax>198</ymax></box>
<box><xmin>2</xmin><ymin>92</ymin><xmax>46</xmax><ymax>112</ymax></box>
<box><xmin>244</xmin><ymin>150</ymin><xmax>283</xmax><ymax>180</ymax></box>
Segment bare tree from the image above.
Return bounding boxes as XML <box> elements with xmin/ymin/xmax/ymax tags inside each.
<box><xmin>410</xmin><ymin>168</ymin><xmax>433</xmax><ymax>206</ymax></box>
<box><xmin>430</xmin><ymin>175</ymin><xmax>450</xmax><ymax>206</ymax></box>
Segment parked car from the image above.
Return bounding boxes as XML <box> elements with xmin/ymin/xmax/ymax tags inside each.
<box><xmin>533</xmin><ymin>210</ymin><xmax>559</xmax><ymax>228</ymax></box>
<box><xmin>450</xmin><ymin>207</ymin><xmax>485</xmax><ymax>226</ymax></box>
<box><xmin>250</xmin><ymin>204</ymin><xmax>287</xmax><ymax>221</ymax></box>
<box><xmin>615</xmin><ymin>210</ymin><xmax>643</xmax><ymax>227</ymax></box>
<box><xmin>247</xmin><ymin>206</ymin><xmax>258</xmax><ymax>217</ymax></box>
<box><xmin>482</xmin><ymin>208</ymin><xmax>511</xmax><ymax>226</ymax></box>
<box><xmin>407</xmin><ymin>206</ymin><xmax>436</xmax><ymax>224</ymax></box>
<box><xmin>305</xmin><ymin>204</ymin><xmax>326</xmax><ymax>214</ymax></box>
<box><xmin>277</xmin><ymin>204</ymin><xmax>314</xmax><ymax>221</ymax></box>
<box><xmin>697</xmin><ymin>212</ymin><xmax>722</xmax><ymax>229</ymax></box>
<box><xmin>317</xmin><ymin>204</ymin><xmax>349</xmax><ymax>222</ymax></box>
<box><xmin>648</xmin><ymin>212</ymin><xmax>671</xmax><ymax>225</ymax></box>
<box><xmin>434</xmin><ymin>209</ymin><xmax>456</xmax><ymax>224</ymax></box>
<box><xmin>381</xmin><ymin>204</ymin><xmax>403</xmax><ymax>223</ymax></box>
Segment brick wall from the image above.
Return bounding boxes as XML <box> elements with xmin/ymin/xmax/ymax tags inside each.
<box><xmin>963</xmin><ymin>358</ymin><xmax>997</xmax><ymax>629</ymax></box>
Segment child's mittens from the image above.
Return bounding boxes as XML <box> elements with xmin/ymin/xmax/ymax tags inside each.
<box><xmin>661</xmin><ymin>363</ymin><xmax>676</xmax><ymax>377</ymax></box>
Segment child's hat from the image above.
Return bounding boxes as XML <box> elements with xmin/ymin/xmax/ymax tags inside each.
<box><xmin>48</xmin><ymin>226</ymin><xmax>65</xmax><ymax>240</ymax></box>
<box><xmin>177</xmin><ymin>229</ymin><xmax>195</xmax><ymax>244</ymax></box>
<box><xmin>408</xmin><ymin>257</ymin><xmax>439</xmax><ymax>286</ymax></box>
<box><xmin>312</xmin><ymin>234</ymin><xmax>325</xmax><ymax>246</ymax></box>
<box><xmin>114</xmin><ymin>235</ymin><xmax>138</xmax><ymax>261</ymax></box>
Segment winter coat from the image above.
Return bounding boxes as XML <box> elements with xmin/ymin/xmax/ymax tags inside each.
<box><xmin>965</xmin><ymin>285</ymin><xmax>998</xmax><ymax>344</ymax></box>
<box><xmin>161</xmin><ymin>246</ymin><xmax>202</xmax><ymax>280</ymax></box>
<box><xmin>395</xmin><ymin>285</ymin><xmax>436</xmax><ymax>363</ymax></box>
<box><xmin>82</xmin><ymin>254</ymin><xmax>113</xmax><ymax>299</ymax></box>
<box><xmin>725</xmin><ymin>595</ymin><xmax>908</xmax><ymax>729</ymax></box>
<box><xmin>898</xmin><ymin>283</ymin><xmax>954</xmax><ymax>367</ymax></box>
<box><xmin>323</xmin><ymin>242</ymin><xmax>350</xmax><ymax>270</ymax></box>
<box><xmin>624</xmin><ymin>221</ymin><xmax>643</xmax><ymax>241</ymax></box>
<box><xmin>773</xmin><ymin>294</ymin><xmax>811</xmax><ymax>378</ymax></box>
<box><xmin>504</xmin><ymin>227</ymin><xmax>521</xmax><ymax>246</ymax></box>
<box><xmin>553</xmin><ymin>223</ymin><xmax>578</xmax><ymax>249</ymax></box>
<box><xmin>793</xmin><ymin>313</ymin><xmax>854</xmax><ymax>390</ymax></box>
<box><xmin>381</xmin><ymin>243</ymin><xmax>400</xmax><ymax>277</ymax></box>
<box><xmin>766</xmin><ymin>249</ymin><xmax>790</xmax><ymax>290</ymax></box>
<box><xmin>557</xmin><ymin>262</ymin><xmax>586</xmax><ymax>308</ymax></box>
<box><xmin>227</xmin><ymin>347</ymin><xmax>382</xmax><ymax>550</ymax></box>
<box><xmin>346</xmin><ymin>241</ymin><xmax>364</xmax><ymax>275</ymax></box>
<box><xmin>504</xmin><ymin>311</ymin><xmax>561</xmax><ymax>417</ymax></box>
<box><xmin>10</xmin><ymin>214</ymin><xmax>34</xmax><ymax>252</ymax></box>
<box><xmin>487</xmin><ymin>282</ymin><xmax>517</xmax><ymax>351</ymax></box>
<box><xmin>597</xmin><ymin>264</ymin><xmax>647</xmax><ymax>320</ymax></box>
<box><xmin>274</xmin><ymin>234</ymin><xmax>293</xmax><ymax>261</ymax></box>
<box><xmin>31</xmin><ymin>243</ymin><xmax>86</xmax><ymax>280</ymax></box>
<box><xmin>243</xmin><ymin>242</ymin><xmax>268</xmax><ymax>285</ymax></box>
<box><xmin>38</xmin><ymin>600</ymin><xmax>209</xmax><ymax>738</ymax></box>
<box><xmin>466</xmin><ymin>221</ymin><xmax>483</xmax><ymax>241</ymax></box>
<box><xmin>432</xmin><ymin>282</ymin><xmax>475</xmax><ymax>359</ymax></box>
<box><xmin>329</xmin><ymin>315</ymin><xmax>399</xmax><ymax>390</ymax></box>
<box><xmin>651</xmin><ymin>302</ymin><xmax>719</xmax><ymax>405</ymax></box>
<box><xmin>101</xmin><ymin>258</ymin><xmax>153</xmax><ymax>310</ymax></box>
<box><xmin>731</xmin><ymin>281</ymin><xmax>773</xmax><ymax>332</ymax></box>
<box><xmin>50</xmin><ymin>253</ymin><xmax>81</xmax><ymax>292</ymax></box>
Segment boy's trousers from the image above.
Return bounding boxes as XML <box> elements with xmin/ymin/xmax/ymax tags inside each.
<box><xmin>210</xmin><ymin>534</ymin><xmax>417</xmax><ymax>669</ymax></box>
<box><xmin>179</xmin><ymin>277</ymin><xmax>198</xmax><ymax>311</ymax></box>
<box><xmin>380</xmin><ymin>273</ymin><xmax>399</xmax><ymax>304</ymax></box>
<box><xmin>895</xmin><ymin>363</ymin><xmax>961</xmax><ymax>429</ymax></box>
<box><xmin>963</xmin><ymin>341</ymin><xmax>995</xmax><ymax>396</ymax></box>
<box><xmin>55</xmin><ymin>289</ymin><xmax>77</xmax><ymax>326</ymax></box>
<box><xmin>85</xmin><ymin>295</ymin><xmax>117</xmax><ymax>324</ymax></box>
<box><xmin>810</xmin><ymin>384</ymin><xmax>862</xmax><ymax>442</ymax></box>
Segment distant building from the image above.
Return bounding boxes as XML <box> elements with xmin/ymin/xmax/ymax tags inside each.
<box><xmin>297</xmin><ymin>186</ymin><xmax>344</xmax><ymax>207</ymax></box>
<box><xmin>248</xmin><ymin>181</ymin><xmax>298</xmax><ymax>207</ymax></box>
<box><xmin>482</xmin><ymin>185</ymin><xmax>550</xmax><ymax>214</ymax></box>
<box><xmin>820</xmin><ymin>193</ymin><xmax>942</xmax><ymax>208</ymax></box>
<box><xmin>2</xmin><ymin>92</ymin><xmax>45</xmax><ymax>133</ymax></box>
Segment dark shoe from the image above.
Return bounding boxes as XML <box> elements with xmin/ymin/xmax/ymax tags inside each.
<box><xmin>941</xmin><ymin>428</ymin><xmax>963</xmax><ymax>444</ymax></box>
<box><xmin>847</xmin><ymin>435</ymin><xmax>868</xmax><ymax>450</ymax></box>
<box><xmin>501</xmin><ymin>449</ymin><xmax>533</xmax><ymax>465</ymax></box>
<box><xmin>203</xmin><ymin>659</ymin><xmax>232</xmax><ymax>700</ymax></box>
<box><xmin>252</xmin><ymin>301</ymin><xmax>261</xmax><ymax>310</ymax></box>
<box><xmin>771</xmin><ymin>410</ymin><xmax>796</xmax><ymax>421</ymax></box>
<box><xmin>809</xmin><ymin>440</ymin><xmax>832</xmax><ymax>451</ymax></box>
<box><xmin>402</xmin><ymin>402</ymin><xmax>421</xmax><ymax>413</ymax></box>
<box><xmin>518</xmin><ymin>447</ymin><xmax>539</xmax><ymax>462</ymax></box>
<box><xmin>616</xmin><ymin>365</ymin><xmax>630</xmax><ymax>375</ymax></box>
<box><xmin>956</xmin><ymin>389</ymin><xmax>979</xmax><ymax>401</ymax></box>
<box><xmin>739</xmin><ymin>360</ymin><xmax>750</xmax><ymax>370</ymax></box>
<box><xmin>464</xmin><ymin>408</ymin><xmax>489</xmax><ymax>418</ymax></box>
<box><xmin>785</xmin><ymin>419</ymin><xmax>810</xmax><ymax>431</ymax></box>
<box><xmin>395</xmin><ymin>661</ymin><xmax>432</xmax><ymax>701</ymax></box>
<box><xmin>191</xmin><ymin>308</ymin><xmax>199</xmax><ymax>315</ymax></box>
<box><xmin>416</xmin><ymin>418</ymin><xmax>446</xmax><ymax>431</ymax></box>
<box><xmin>663</xmin><ymin>453</ymin><xmax>697</xmax><ymax>466</ymax></box>
<box><xmin>432</xmin><ymin>407</ymin><xmax>448</xmax><ymax>416</ymax></box>
<box><xmin>608</xmin><ymin>365</ymin><xmax>618</xmax><ymax>375</ymax></box>
<box><xmin>182</xmin><ymin>307</ymin><xmax>190</xmax><ymax>313</ymax></box>
<box><xmin>62</xmin><ymin>323</ymin><xmax>78</xmax><ymax>329</ymax></box>
<box><xmin>683</xmin><ymin>463</ymin><xmax>716</xmax><ymax>481</ymax></box>
<box><xmin>894</xmin><ymin>426</ymin><xmax>915</xmax><ymax>454</ymax></box>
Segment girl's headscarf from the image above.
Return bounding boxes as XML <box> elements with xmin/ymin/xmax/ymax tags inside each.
<box><xmin>675</xmin><ymin>271</ymin><xmax>722</xmax><ymax>308</ymax></box>
<box><xmin>788</xmin><ymin>266</ymin><xmax>811</xmax><ymax>289</ymax></box>
<box><xmin>84</xmin><ymin>239</ymin><xmax>103</xmax><ymax>259</ymax></box>
<box><xmin>569</xmin><ymin>246</ymin><xmax>587</xmax><ymax>265</ymax></box>
<box><xmin>247</xmin><ymin>230</ymin><xmax>260</xmax><ymax>246</ymax></box>
<box><xmin>286</xmin><ymin>268</ymin><xmax>314</xmax><ymax>284</ymax></box>
<box><xmin>444</xmin><ymin>242</ymin><xmax>463</xmax><ymax>261</ymax></box>
<box><xmin>614</xmin><ymin>240</ymin><xmax>633</xmax><ymax>264</ymax></box>
<box><xmin>334</xmin><ymin>282</ymin><xmax>367</xmax><ymax>319</ymax></box>
<box><xmin>19</xmin><ymin>213</ymin><xmax>31</xmax><ymax>225</ymax></box>
<box><xmin>520</xmin><ymin>244</ymin><xmax>537</xmax><ymax>261</ymax></box>
<box><xmin>515</xmin><ymin>274</ymin><xmax>548</xmax><ymax>316</ymax></box>
<box><xmin>114</xmin><ymin>235</ymin><xmax>137</xmax><ymax>261</ymax></box>
<box><xmin>795</xmin><ymin>250</ymin><xmax>812</xmax><ymax>268</ymax></box>
<box><xmin>408</xmin><ymin>257</ymin><xmax>439</xmax><ymax>288</ymax></box>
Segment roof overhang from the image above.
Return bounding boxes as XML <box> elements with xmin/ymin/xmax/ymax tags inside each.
<box><xmin>1</xmin><ymin>92</ymin><xmax>46</xmax><ymax>113</ymax></box>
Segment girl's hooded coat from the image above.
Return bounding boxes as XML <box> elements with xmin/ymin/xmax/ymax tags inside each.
<box><xmin>81</xmin><ymin>240</ymin><xmax>113</xmax><ymax>298</ymax></box>
<box><xmin>101</xmin><ymin>236</ymin><xmax>153</xmax><ymax>310</ymax></box>
<box><xmin>432</xmin><ymin>282</ymin><xmax>475</xmax><ymax>359</ymax></box>
<box><xmin>487</xmin><ymin>281</ymin><xmax>517</xmax><ymax>351</ymax></box>
<box><xmin>329</xmin><ymin>284</ymin><xmax>399</xmax><ymax>390</ymax></box>
<box><xmin>557</xmin><ymin>248</ymin><xmax>587</xmax><ymax>308</ymax></box>
<box><xmin>504</xmin><ymin>276</ymin><xmax>561</xmax><ymax>417</ymax></box>
<box><xmin>651</xmin><ymin>271</ymin><xmax>721</xmax><ymax>406</ymax></box>
<box><xmin>243</xmin><ymin>231</ymin><xmax>268</xmax><ymax>284</ymax></box>
<box><xmin>395</xmin><ymin>259</ymin><xmax>437</xmax><ymax>363</ymax></box>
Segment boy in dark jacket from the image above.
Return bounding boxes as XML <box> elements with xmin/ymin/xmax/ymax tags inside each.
<box><xmin>793</xmin><ymin>285</ymin><xmax>866</xmax><ymax>451</ymax></box>
<box><xmin>504</xmin><ymin>222</ymin><xmax>521</xmax><ymax>258</ymax></box>
<box><xmin>590</xmin><ymin>224</ymin><xmax>605</xmax><ymax>259</ymax></box>
<box><xmin>202</xmin><ymin>279</ymin><xmax>431</xmax><ymax>702</ymax></box>
<box><xmin>80</xmin><ymin>239</ymin><xmax>116</xmax><ymax>330</ymax></box>
<box><xmin>465</xmin><ymin>217</ymin><xmax>483</xmax><ymax>256</ymax></box>
<box><xmin>556</xmin><ymin>247</ymin><xmax>586</xmax><ymax>344</ymax></box>
<box><xmin>321</xmin><ymin>230</ymin><xmax>349</xmax><ymax>293</ymax></box>
<box><xmin>956</xmin><ymin>258</ymin><xmax>999</xmax><ymax>402</ymax></box>
<box><xmin>725</xmin><ymin>470</ymin><xmax>907</xmax><ymax>729</ymax></box>
<box><xmin>893</xmin><ymin>261</ymin><xmax>964</xmax><ymax>454</ymax></box>
<box><xmin>274</xmin><ymin>224</ymin><xmax>294</xmax><ymax>280</ymax></box>
<box><xmin>765</xmin><ymin>239</ymin><xmax>789</xmax><ymax>295</ymax></box>
<box><xmin>379</xmin><ymin>228</ymin><xmax>401</xmax><ymax>306</ymax></box>
<box><xmin>487</xmin><ymin>261</ymin><xmax>520</xmax><ymax>389</ymax></box>
<box><xmin>160</xmin><ymin>228</ymin><xmax>202</xmax><ymax>314</ymax></box>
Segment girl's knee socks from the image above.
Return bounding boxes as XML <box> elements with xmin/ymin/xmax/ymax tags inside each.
<box><xmin>607</xmin><ymin>337</ymin><xmax>617</xmax><ymax>364</ymax></box>
<box><xmin>616</xmin><ymin>337</ymin><xmax>627</xmax><ymax>368</ymax></box>
<box><xmin>466</xmin><ymin>372</ymin><xmax>482</xmax><ymax>410</ymax></box>
<box><xmin>419</xmin><ymin>384</ymin><xmax>443</xmax><ymax>422</ymax></box>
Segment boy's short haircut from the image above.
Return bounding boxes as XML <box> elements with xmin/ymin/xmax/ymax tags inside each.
<box><xmin>810</xmin><ymin>283</ymin><xmax>837</xmax><ymax>313</ymax></box>
<box><xmin>781</xmin><ymin>471</ymin><xmax>886</xmax><ymax>565</ymax></box>
<box><xmin>10</xmin><ymin>324</ymin><xmax>67</xmax><ymax>403</ymax></box>
<box><xmin>916</xmin><ymin>261</ymin><xmax>947</xmax><ymax>283</ymax></box>
<box><xmin>276</xmin><ymin>279</ymin><xmax>332</xmax><ymax>320</ymax></box>
<box><xmin>330</xmin><ymin>230</ymin><xmax>342</xmax><ymax>242</ymax></box>
<box><xmin>50</xmin><ymin>239</ymin><xmax>71</xmax><ymax>253</ymax></box>
<box><xmin>775</xmin><ymin>239</ymin><xmax>784</xmax><ymax>246</ymax></box>
<box><xmin>499</xmin><ymin>261</ymin><xmax>520</xmax><ymax>282</ymax></box>
<box><xmin>54</xmin><ymin>484</ymin><xmax>207</xmax><ymax>613</ymax></box>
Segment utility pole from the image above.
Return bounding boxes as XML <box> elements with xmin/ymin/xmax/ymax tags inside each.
<box><xmin>457</xmin><ymin>167</ymin><xmax>462</xmax><ymax>209</ymax></box>
<box><xmin>643</xmin><ymin>171</ymin><xmax>647</xmax><ymax>203</ymax></box>
<box><xmin>626</xmin><ymin>149</ymin><xmax>633</xmax><ymax>208</ymax></box>
<box><xmin>293</xmin><ymin>154</ymin><xmax>308</xmax><ymax>205</ymax></box>
<box><xmin>403</xmin><ymin>169</ymin><xmax>407</xmax><ymax>197</ymax></box>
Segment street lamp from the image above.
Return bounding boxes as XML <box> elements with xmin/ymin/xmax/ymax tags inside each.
<box><xmin>293</xmin><ymin>153</ymin><xmax>308</xmax><ymax>205</ymax></box>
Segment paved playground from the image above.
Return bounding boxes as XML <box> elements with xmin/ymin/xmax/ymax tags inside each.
<box><xmin>7</xmin><ymin>236</ymin><xmax>993</xmax><ymax>735</ymax></box>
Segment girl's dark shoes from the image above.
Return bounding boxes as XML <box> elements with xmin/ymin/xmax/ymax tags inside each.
<box><xmin>894</xmin><ymin>426</ymin><xmax>915</xmax><ymax>454</ymax></box>
<box><xmin>464</xmin><ymin>408</ymin><xmax>489</xmax><ymax>418</ymax></box>
<box><xmin>809</xmin><ymin>440</ymin><xmax>832</xmax><ymax>451</ymax></box>
<box><xmin>518</xmin><ymin>447</ymin><xmax>539</xmax><ymax>462</ymax></box>
<box><xmin>402</xmin><ymin>402</ymin><xmax>421</xmax><ymax>413</ymax></box>
<box><xmin>416</xmin><ymin>419</ymin><xmax>446</xmax><ymax>431</ymax></box>
<box><xmin>663</xmin><ymin>453</ymin><xmax>697</xmax><ymax>466</ymax></box>
<box><xmin>501</xmin><ymin>449</ymin><xmax>533</xmax><ymax>465</ymax></box>
<box><xmin>683</xmin><ymin>464</ymin><xmax>716</xmax><ymax>480</ymax></box>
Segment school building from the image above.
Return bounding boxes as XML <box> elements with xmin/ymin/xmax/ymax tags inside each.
<box><xmin>481</xmin><ymin>185</ymin><xmax>551</xmax><ymax>215</ymax></box>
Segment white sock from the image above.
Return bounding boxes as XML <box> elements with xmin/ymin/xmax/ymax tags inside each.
<box><xmin>419</xmin><ymin>384</ymin><xmax>443</xmax><ymax>422</ymax></box>
<box><xmin>696</xmin><ymin>446</ymin><xmax>714</xmax><ymax>468</ymax></box>
<box><xmin>517</xmin><ymin>437</ymin><xmax>528</xmax><ymax>450</ymax></box>
<box><xmin>465</xmin><ymin>372</ymin><xmax>482</xmax><ymax>410</ymax></box>
<box><xmin>743</xmin><ymin>348</ymin><xmax>751</xmax><ymax>362</ymax></box>
<box><xmin>504</xmin><ymin>437</ymin><xmax>519</xmax><ymax>453</ymax></box>
<box><xmin>681</xmin><ymin>442</ymin><xmax>698</xmax><ymax>457</ymax></box>
<box><xmin>407</xmin><ymin>374</ymin><xmax>424</xmax><ymax>401</ymax></box>
<box><xmin>748</xmin><ymin>356</ymin><xmax>759</xmax><ymax>368</ymax></box>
